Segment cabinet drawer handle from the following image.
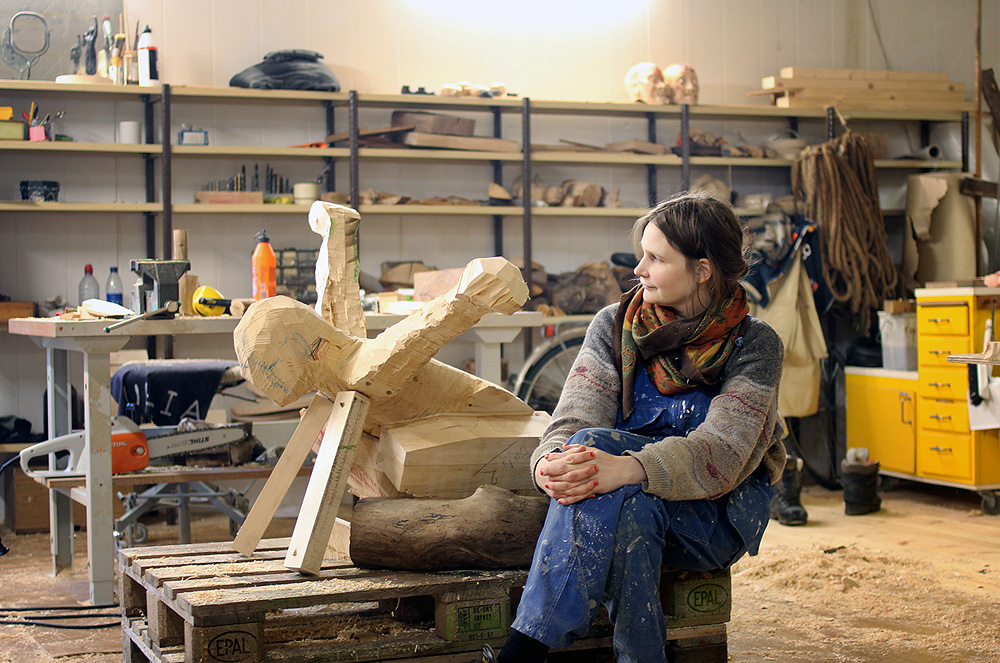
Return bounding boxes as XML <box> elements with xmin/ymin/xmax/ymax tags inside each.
<box><xmin>929</xmin><ymin>414</ymin><xmax>952</xmax><ymax>421</ymax></box>
<box><xmin>928</xmin><ymin>381</ymin><xmax>951</xmax><ymax>388</ymax></box>
<box><xmin>929</xmin><ymin>350</ymin><xmax>951</xmax><ymax>355</ymax></box>
<box><xmin>899</xmin><ymin>392</ymin><xmax>912</xmax><ymax>424</ymax></box>
<box><xmin>928</xmin><ymin>317</ymin><xmax>951</xmax><ymax>323</ymax></box>
<box><xmin>930</xmin><ymin>445</ymin><xmax>953</xmax><ymax>453</ymax></box>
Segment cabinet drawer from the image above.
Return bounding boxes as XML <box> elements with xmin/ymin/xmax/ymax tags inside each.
<box><xmin>916</xmin><ymin>431</ymin><xmax>972</xmax><ymax>482</ymax></box>
<box><xmin>919</xmin><ymin>367</ymin><xmax>967</xmax><ymax>400</ymax></box>
<box><xmin>917</xmin><ymin>335</ymin><xmax>970</xmax><ymax>367</ymax></box>
<box><xmin>918</xmin><ymin>398</ymin><xmax>969</xmax><ymax>433</ymax></box>
<box><xmin>917</xmin><ymin>304</ymin><xmax>969</xmax><ymax>336</ymax></box>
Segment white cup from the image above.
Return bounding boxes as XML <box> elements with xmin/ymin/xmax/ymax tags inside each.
<box><xmin>293</xmin><ymin>182</ymin><xmax>320</xmax><ymax>205</ymax></box>
<box><xmin>118</xmin><ymin>120</ymin><xmax>141</xmax><ymax>144</ymax></box>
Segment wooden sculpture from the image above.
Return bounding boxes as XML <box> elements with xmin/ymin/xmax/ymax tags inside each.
<box><xmin>232</xmin><ymin>203</ymin><xmax>549</xmax><ymax>574</ymax></box>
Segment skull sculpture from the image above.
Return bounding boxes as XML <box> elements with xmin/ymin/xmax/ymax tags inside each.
<box><xmin>663</xmin><ymin>63</ymin><xmax>699</xmax><ymax>105</ymax></box>
<box><xmin>624</xmin><ymin>62</ymin><xmax>670</xmax><ymax>104</ymax></box>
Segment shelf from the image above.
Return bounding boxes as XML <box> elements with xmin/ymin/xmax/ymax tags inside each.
<box><xmin>359</xmin><ymin>204</ymin><xmax>521</xmax><ymax>216</ymax></box>
<box><xmin>355</xmin><ymin>92</ymin><xmax>522</xmax><ymax>112</ymax></box>
<box><xmin>172</xmin><ymin>203</ymin><xmax>313</xmax><ymax>214</ymax></box>
<box><xmin>172</xmin><ymin>145</ymin><xmax>350</xmax><ymax>158</ymax></box>
<box><xmin>170</xmin><ymin>85</ymin><xmax>349</xmax><ymax>104</ymax></box>
<box><xmin>533</xmin><ymin>206</ymin><xmax>646</xmax><ymax>217</ymax></box>
<box><xmin>0</xmin><ymin>79</ymin><xmax>157</xmax><ymax>99</ymax></box>
<box><xmin>0</xmin><ymin>141</ymin><xmax>160</xmax><ymax>155</ymax></box>
<box><xmin>532</xmin><ymin>152</ymin><xmax>683</xmax><ymax>165</ymax></box>
<box><xmin>0</xmin><ymin>201</ymin><xmax>161</xmax><ymax>212</ymax></box>
<box><xmin>358</xmin><ymin>148</ymin><xmax>522</xmax><ymax>163</ymax></box>
<box><xmin>873</xmin><ymin>158</ymin><xmax>962</xmax><ymax>169</ymax></box>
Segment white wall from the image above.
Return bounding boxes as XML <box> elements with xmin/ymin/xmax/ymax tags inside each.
<box><xmin>1</xmin><ymin>0</ymin><xmax>997</xmax><ymax>431</ymax></box>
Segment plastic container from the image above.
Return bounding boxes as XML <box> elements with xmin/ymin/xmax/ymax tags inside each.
<box><xmin>137</xmin><ymin>25</ymin><xmax>159</xmax><ymax>86</ymax></box>
<box><xmin>105</xmin><ymin>266</ymin><xmax>123</xmax><ymax>305</ymax></box>
<box><xmin>252</xmin><ymin>229</ymin><xmax>277</xmax><ymax>300</ymax></box>
<box><xmin>78</xmin><ymin>264</ymin><xmax>100</xmax><ymax>305</ymax></box>
<box><xmin>877</xmin><ymin>311</ymin><xmax>917</xmax><ymax>371</ymax></box>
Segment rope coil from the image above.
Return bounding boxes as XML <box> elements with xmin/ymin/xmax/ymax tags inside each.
<box><xmin>791</xmin><ymin>131</ymin><xmax>899</xmax><ymax>334</ymax></box>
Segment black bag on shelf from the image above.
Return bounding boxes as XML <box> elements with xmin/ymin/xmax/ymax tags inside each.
<box><xmin>229</xmin><ymin>49</ymin><xmax>341</xmax><ymax>91</ymax></box>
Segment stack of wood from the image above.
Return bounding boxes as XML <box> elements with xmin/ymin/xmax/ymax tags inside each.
<box><xmin>512</xmin><ymin>173</ymin><xmax>621</xmax><ymax>208</ymax></box>
<box><xmin>749</xmin><ymin>67</ymin><xmax>974</xmax><ymax>112</ymax></box>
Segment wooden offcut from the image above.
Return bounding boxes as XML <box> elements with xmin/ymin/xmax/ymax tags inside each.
<box><xmin>402</xmin><ymin>131</ymin><xmax>520</xmax><ymax>152</ymax></box>
<box><xmin>284</xmin><ymin>391</ymin><xmax>370</xmax><ymax>575</ymax></box>
<box><xmin>750</xmin><ymin>66</ymin><xmax>975</xmax><ymax>112</ymax></box>
<box><xmin>391</xmin><ymin>110</ymin><xmax>475</xmax><ymax>136</ymax></box>
<box><xmin>309</xmin><ymin>201</ymin><xmax>365</xmax><ymax>336</ymax></box>
<box><xmin>349</xmin><ymin>485</ymin><xmax>547</xmax><ymax>571</ymax></box>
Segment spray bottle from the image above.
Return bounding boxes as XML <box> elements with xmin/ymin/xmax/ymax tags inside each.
<box><xmin>137</xmin><ymin>25</ymin><xmax>159</xmax><ymax>86</ymax></box>
<box><xmin>252</xmin><ymin>229</ymin><xmax>277</xmax><ymax>300</ymax></box>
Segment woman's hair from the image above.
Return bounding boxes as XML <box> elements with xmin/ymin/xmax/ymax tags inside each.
<box><xmin>630</xmin><ymin>193</ymin><xmax>750</xmax><ymax>300</ymax></box>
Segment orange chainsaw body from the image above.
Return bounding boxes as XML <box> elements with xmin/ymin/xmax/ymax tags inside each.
<box><xmin>111</xmin><ymin>429</ymin><xmax>150</xmax><ymax>473</ymax></box>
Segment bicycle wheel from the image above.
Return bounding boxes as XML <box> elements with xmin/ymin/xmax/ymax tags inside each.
<box><xmin>515</xmin><ymin>332</ymin><xmax>586</xmax><ymax>413</ymax></box>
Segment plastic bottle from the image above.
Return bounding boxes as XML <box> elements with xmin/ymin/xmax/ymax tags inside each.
<box><xmin>78</xmin><ymin>264</ymin><xmax>100</xmax><ymax>305</ymax></box>
<box><xmin>105</xmin><ymin>266</ymin><xmax>124</xmax><ymax>305</ymax></box>
<box><xmin>251</xmin><ymin>229</ymin><xmax>277</xmax><ymax>300</ymax></box>
<box><xmin>137</xmin><ymin>25</ymin><xmax>159</xmax><ymax>86</ymax></box>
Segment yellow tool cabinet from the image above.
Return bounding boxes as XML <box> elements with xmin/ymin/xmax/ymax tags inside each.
<box><xmin>846</xmin><ymin>287</ymin><xmax>1000</xmax><ymax>513</ymax></box>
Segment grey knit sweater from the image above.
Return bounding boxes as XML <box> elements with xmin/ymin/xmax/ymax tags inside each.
<box><xmin>531</xmin><ymin>303</ymin><xmax>787</xmax><ymax>500</ymax></box>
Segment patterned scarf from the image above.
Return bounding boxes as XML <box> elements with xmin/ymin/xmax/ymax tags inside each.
<box><xmin>614</xmin><ymin>284</ymin><xmax>749</xmax><ymax>419</ymax></box>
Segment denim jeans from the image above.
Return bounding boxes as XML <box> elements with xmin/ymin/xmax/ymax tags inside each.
<box><xmin>510</xmin><ymin>427</ymin><xmax>771</xmax><ymax>663</ymax></box>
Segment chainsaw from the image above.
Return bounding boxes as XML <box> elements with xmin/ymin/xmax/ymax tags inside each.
<box><xmin>19</xmin><ymin>417</ymin><xmax>251</xmax><ymax>479</ymax></box>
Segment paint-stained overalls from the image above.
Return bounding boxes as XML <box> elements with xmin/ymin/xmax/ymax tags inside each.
<box><xmin>510</xmin><ymin>363</ymin><xmax>772</xmax><ymax>663</ymax></box>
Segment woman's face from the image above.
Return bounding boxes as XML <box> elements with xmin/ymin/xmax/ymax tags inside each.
<box><xmin>634</xmin><ymin>223</ymin><xmax>711</xmax><ymax>317</ymax></box>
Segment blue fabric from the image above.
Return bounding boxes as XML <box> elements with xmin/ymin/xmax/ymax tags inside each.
<box><xmin>510</xmin><ymin>368</ymin><xmax>772</xmax><ymax>662</ymax></box>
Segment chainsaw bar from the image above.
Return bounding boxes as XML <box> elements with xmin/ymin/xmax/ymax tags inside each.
<box><xmin>145</xmin><ymin>423</ymin><xmax>250</xmax><ymax>460</ymax></box>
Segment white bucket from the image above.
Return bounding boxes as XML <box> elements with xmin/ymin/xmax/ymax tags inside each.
<box><xmin>877</xmin><ymin>311</ymin><xmax>917</xmax><ymax>371</ymax></box>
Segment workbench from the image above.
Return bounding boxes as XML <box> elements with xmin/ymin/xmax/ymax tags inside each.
<box><xmin>7</xmin><ymin>309</ymin><xmax>541</xmax><ymax>605</ymax></box>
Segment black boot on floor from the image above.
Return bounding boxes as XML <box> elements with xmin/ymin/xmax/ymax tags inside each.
<box><xmin>770</xmin><ymin>454</ymin><xmax>808</xmax><ymax>526</ymax></box>
<box><xmin>842</xmin><ymin>456</ymin><xmax>882</xmax><ymax>515</ymax></box>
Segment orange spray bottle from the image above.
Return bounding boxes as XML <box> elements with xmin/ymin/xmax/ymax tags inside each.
<box><xmin>251</xmin><ymin>229</ymin><xmax>277</xmax><ymax>300</ymax></box>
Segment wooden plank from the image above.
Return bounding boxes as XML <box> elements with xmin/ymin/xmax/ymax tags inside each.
<box><xmin>325</xmin><ymin>124</ymin><xmax>414</xmax><ymax>144</ymax></box>
<box><xmin>778</xmin><ymin>87</ymin><xmax>965</xmax><ymax>103</ymax></box>
<box><xmin>401</xmin><ymin>131</ymin><xmax>520</xmax><ymax>152</ymax></box>
<box><xmin>232</xmin><ymin>393</ymin><xmax>336</xmax><ymax>557</ymax></box>
<box><xmin>161</xmin><ymin>561</ymin><xmax>365</xmax><ymax>600</ymax></box>
<box><xmin>762</xmin><ymin>75</ymin><xmax>964</xmax><ymax>94</ymax></box>
<box><xmin>779</xmin><ymin>66</ymin><xmax>949</xmax><ymax>82</ymax></box>
<box><xmin>775</xmin><ymin>94</ymin><xmax>976</xmax><ymax>112</ymax></box>
<box><xmin>390</xmin><ymin>110</ymin><xmax>475</xmax><ymax>136</ymax></box>
<box><xmin>177</xmin><ymin>569</ymin><xmax>527</xmax><ymax>619</ymax></box>
<box><xmin>326</xmin><ymin>517</ymin><xmax>352</xmax><ymax>560</ymax></box>
<box><xmin>961</xmin><ymin>177</ymin><xmax>998</xmax><ymax>198</ymax></box>
<box><xmin>604</xmin><ymin>138</ymin><xmax>668</xmax><ymax>154</ymax></box>
<box><xmin>284</xmin><ymin>391</ymin><xmax>370</xmax><ymax>575</ymax></box>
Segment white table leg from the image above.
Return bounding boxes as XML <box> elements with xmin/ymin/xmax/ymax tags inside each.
<box><xmin>77</xmin><ymin>337</ymin><xmax>129</xmax><ymax>606</ymax></box>
<box><xmin>46</xmin><ymin>348</ymin><xmax>74</xmax><ymax>575</ymax></box>
<box><xmin>468</xmin><ymin>327</ymin><xmax>526</xmax><ymax>386</ymax></box>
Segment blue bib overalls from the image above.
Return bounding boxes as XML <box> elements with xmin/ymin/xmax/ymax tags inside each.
<box><xmin>510</xmin><ymin>366</ymin><xmax>772</xmax><ymax>663</ymax></box>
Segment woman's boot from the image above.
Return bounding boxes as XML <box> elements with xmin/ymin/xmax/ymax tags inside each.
<box><xmin>841</xmin><ymin>455</ymin><xmax>882</xmax><ymax>515</ymax></box>
<box><xmin>770</xmin><ymin>454</ymin><xmax>808</xmax><ymax>526</ymax></box>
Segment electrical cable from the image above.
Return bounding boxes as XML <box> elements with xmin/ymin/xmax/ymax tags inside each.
<box><xmin>0</xmin><ymin>604</ymin><xmax>118</xmax><ymax>611</ymax></box>
<box><xmin>2</xmin><ymin>612</ymin><xmax>119</xmax><ymax>620</ymax></box>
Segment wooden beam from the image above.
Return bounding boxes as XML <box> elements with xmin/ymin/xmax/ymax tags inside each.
<box><xmin>232</xmin><ymin>393</ymin><xmax>335</xmax><ymax>557</ymax></box>
<box><xmin>961</xmin><ymin>177</ymin><xmax>998</xmax><ymax>199</ymax></box>
<box><xmin>285</xmin><ymin>391</ymin><xmax>370</xmax><ymax>575</ymax></box>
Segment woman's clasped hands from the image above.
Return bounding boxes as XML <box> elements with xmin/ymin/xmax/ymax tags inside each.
<box><xmin>535</xmin><ymin>443</ymin><xmax>647</xmax><ymax>505</ymax></box>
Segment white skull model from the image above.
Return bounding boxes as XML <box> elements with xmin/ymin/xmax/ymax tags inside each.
<box><xmin>663</xmin><ymin>63</ymin><xmax>699</xmax><ymax>105</ymax></box>
<box><xmin>624</xmin><ymin>62</ymin><xmax>670</xmax><ymax>105</ymax></box>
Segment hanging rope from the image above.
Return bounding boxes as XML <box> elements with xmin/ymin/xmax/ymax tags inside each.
<box><xmin>791</xmin><ymin>130</ymin><xmax>899</xmax><ymax>334</ymax></box>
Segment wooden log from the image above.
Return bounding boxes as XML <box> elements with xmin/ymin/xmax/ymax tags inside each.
<box><xmin>562</xmin><ymin>180</ymin><xmax>604</xmax><ymax>207</ymax></box>
<box><xmin>488</xmin><ymin>182</ymin><xmax>512</xmax><ymax>201</ymax></box>
<box><xmin>349</xmin><ymin>485</ymin><xmax>548</xmax><ymax>571</ymax></box>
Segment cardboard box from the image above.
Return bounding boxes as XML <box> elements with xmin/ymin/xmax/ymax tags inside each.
<box><xmin>0</xmin><ymin>301</ymin><xmax>34</xmax><ymax>323</ymax></box>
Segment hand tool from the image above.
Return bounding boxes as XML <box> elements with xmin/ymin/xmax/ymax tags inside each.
<box><xmin>19</xmin><ymin>417</ymin><xmax>251</xmax><ymax>477</ymax></box>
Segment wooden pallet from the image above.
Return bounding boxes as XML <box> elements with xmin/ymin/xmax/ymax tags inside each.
<box><xmin>118</xmin><ymin>538</ymin><xmax>730</xmax><ymax>663</ymax></box>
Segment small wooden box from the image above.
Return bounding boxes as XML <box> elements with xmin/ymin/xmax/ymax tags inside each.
<box><xmin>0</xmin><ymin>301</ymin><xmax>34</xmax><ymax>323</ymax></box>
<box><xmin>0</xmin><ymin>119</ymin><xmax>26</xmax><ymax>140</ymax></box>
